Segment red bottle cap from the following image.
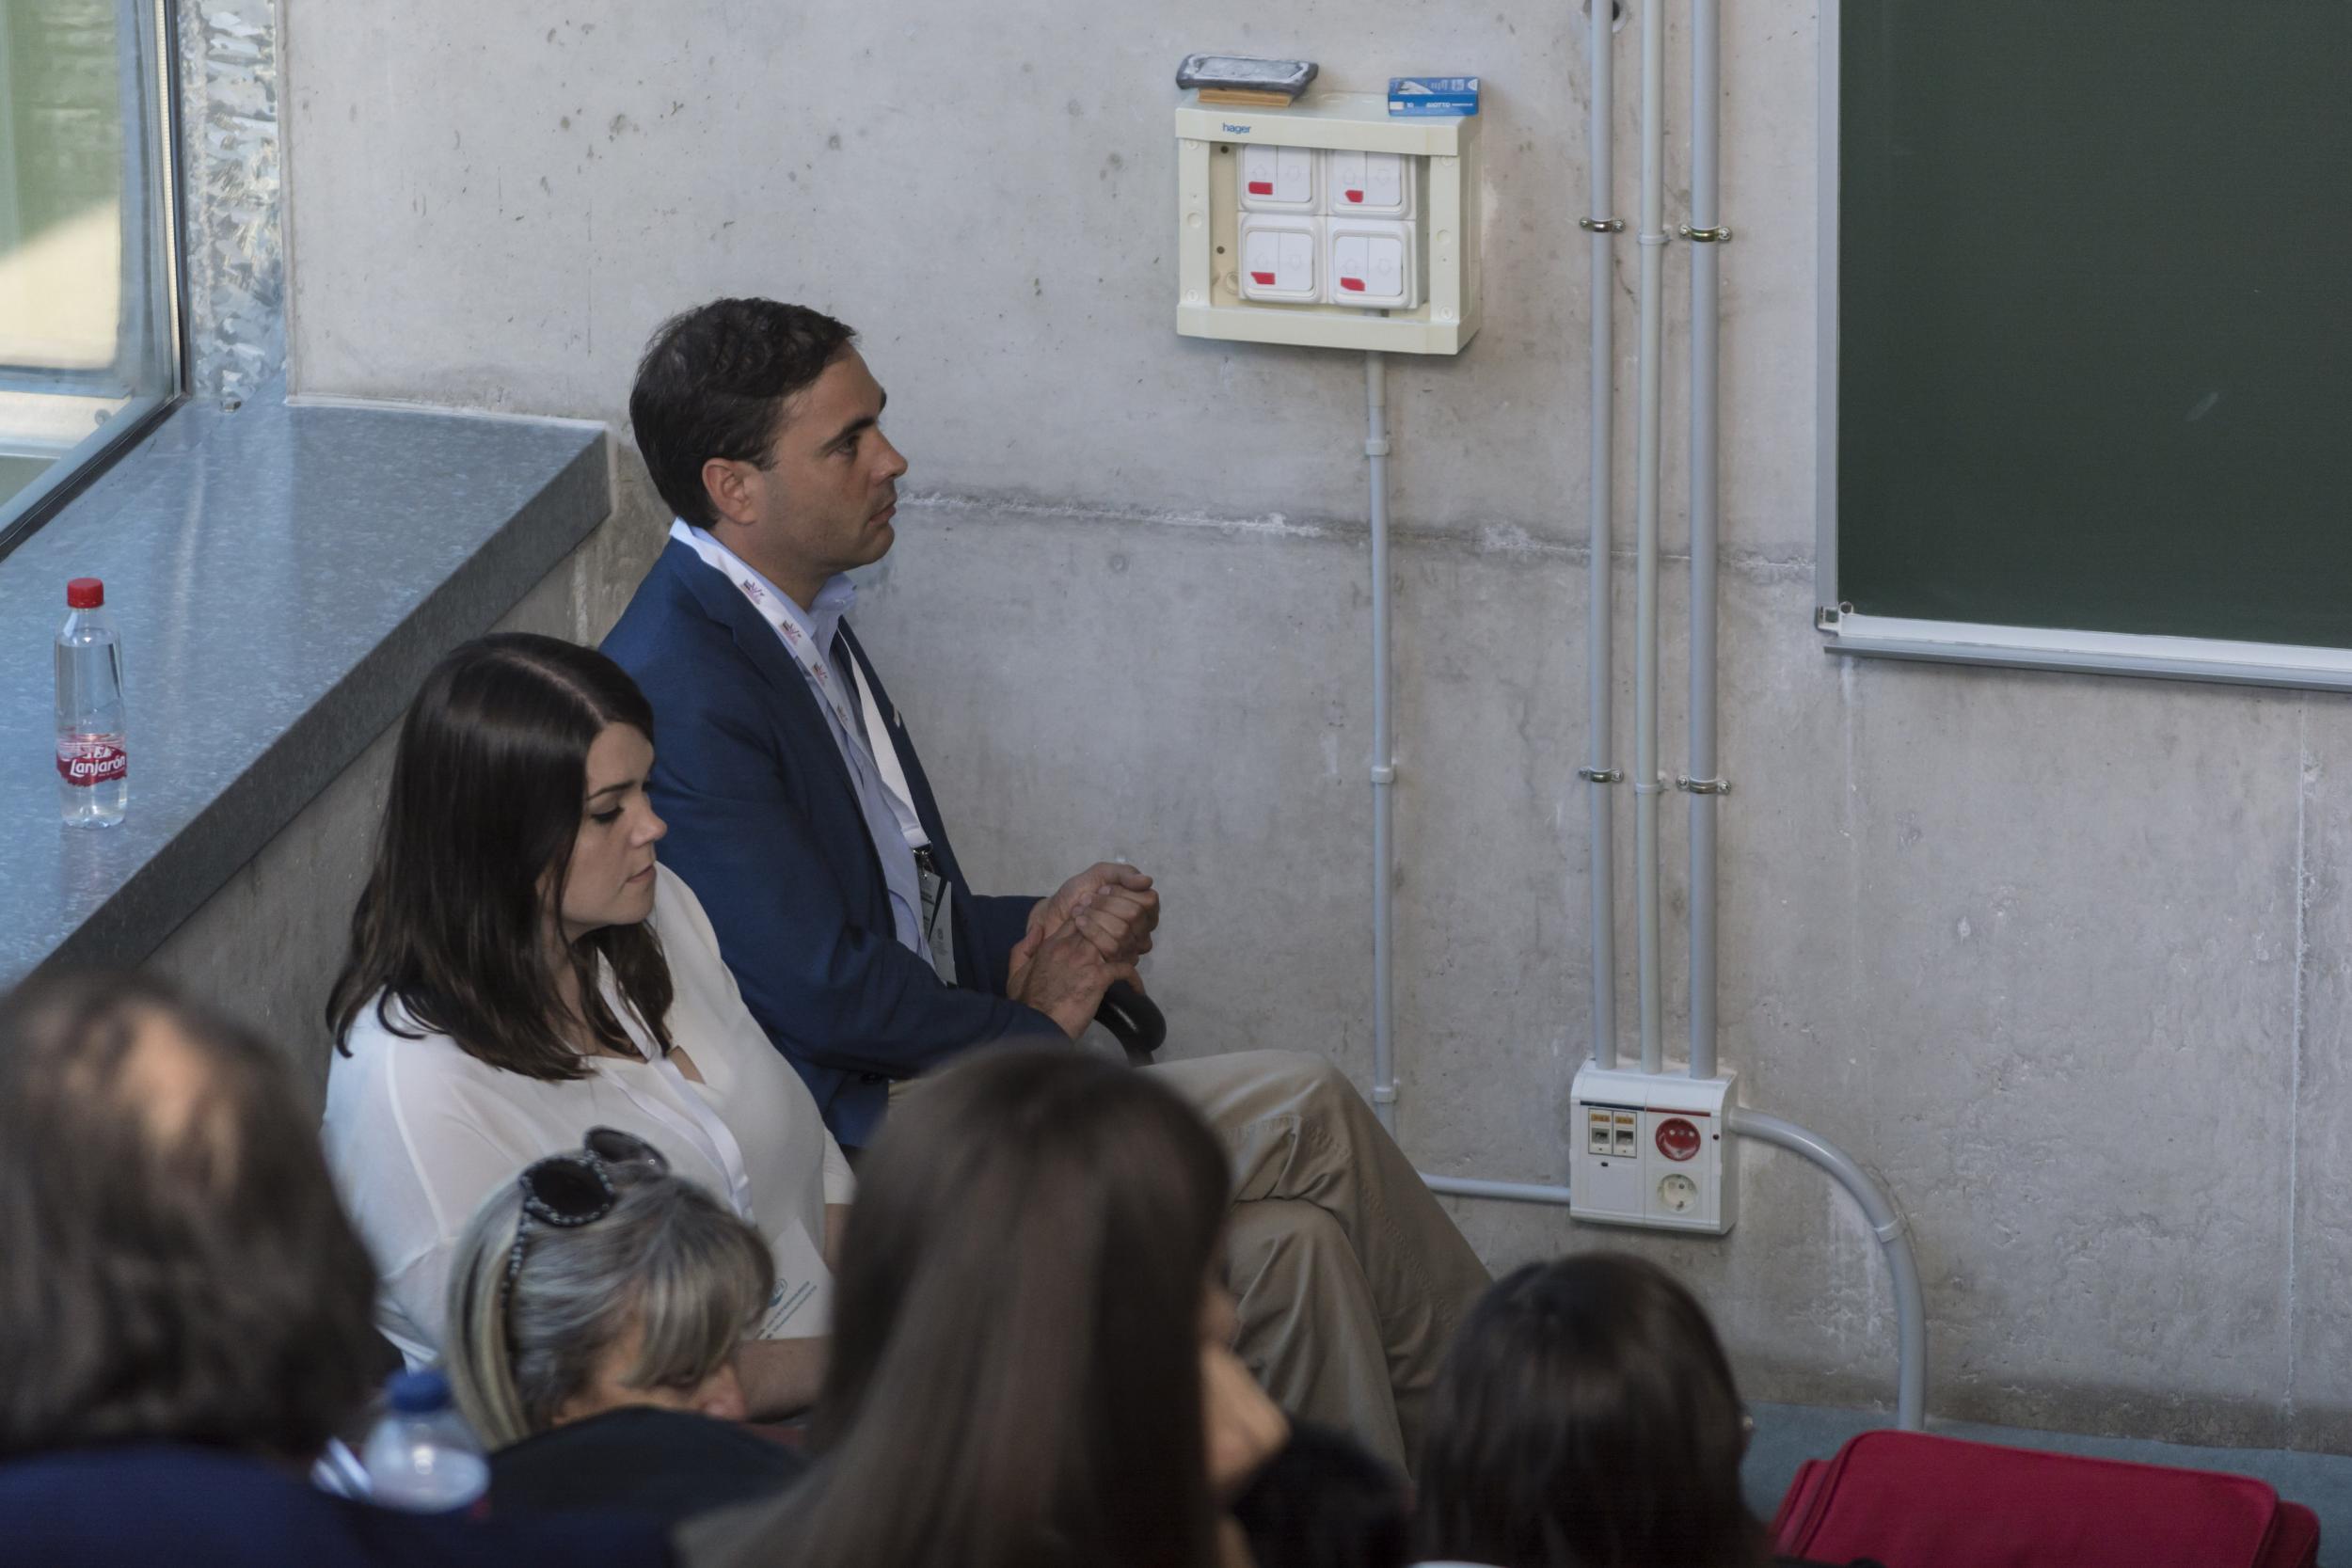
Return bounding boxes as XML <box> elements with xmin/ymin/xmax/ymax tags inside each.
<box><xmin>66</xmin><ymin>578</ymin><xmax>103</xmax><ymax>609</ymax></box>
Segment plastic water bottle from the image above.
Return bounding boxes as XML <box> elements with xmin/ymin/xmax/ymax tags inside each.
<box><xmin>55</xmin><ymin>577</ymin><xmax>126</xmax><ymax>828</ymax></box>
<box><xmin>360</xmin><ymin>1369</ymin><xmax>489</xmax><ymax>1513</ymax></box>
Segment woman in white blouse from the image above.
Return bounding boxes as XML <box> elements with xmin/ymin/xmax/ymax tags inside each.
<box><xmin>321</xmin><ymin>633</ymin><xmax>851</xmax><ymax>1418</ymax></box>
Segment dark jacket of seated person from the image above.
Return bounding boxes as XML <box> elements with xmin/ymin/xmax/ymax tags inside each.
<box><xmin>1231</xmin><ymin>1421</ymin><xmax>1410</xmax><ymax>1568</ymax></box>
<box><xmin>0</xmin><ymin>1443</ymin><xmax>670</xmax><ymax>1568</ymax></box>
<box><xmin>0</xmin><ymin>971</ymin><xmax>670</xmax><ymax>1568</ymax></box>
<box><xmin>492</xmin><ymin>1407</ymin><xmax>803</xmax><ymax>1528</ymax></box>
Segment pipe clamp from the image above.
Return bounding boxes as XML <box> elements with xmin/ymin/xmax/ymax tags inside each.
<box><xmin>1369</xmin><ymin>763</ymin><xmax>1397</xmax><ymax>785</ymax></box>
<box><xmin>1676</xmin><ymin>775</ymin><xmax>1733</xmax><ymax>796</ymax></box>
<box><xmin>1363</xmin><ymin>438</ymin><xmax>1391</xmax><ymax>458</ymax></box>
<box><xmin>1677</xmin><ymin>223</ymin><xmax>1734</xmax><ymax>244</ymax></box>
<box><xmin>1371</xmin><ymin>1084</ymin><xmax>1399</xmax><ymax>1104</ymax></box>
<box><xmin>1579</xmin><ymin>215</ymin><xmax>1626</xmax><ymax>233</ymax></box>
<box><xmin>1577</xmin><ymin>767</ymin><xmax>1624</xmax><ymax>784</ymax></box>
<box><xmin>1629</xmin><ymin>775</ymin><xmax>1671</xmax><ymax>795</ymax></box>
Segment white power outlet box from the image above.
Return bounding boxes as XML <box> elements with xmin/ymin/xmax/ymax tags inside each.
<box><xmin>1327</xmin><ymin>218</ymin><xmax>1417</xmax><ymax>309</ymax></box>
<box><xmin>1568</xmin><ymin>1066</ymin><xmax>1739</xmax><ymax>1236</ymax></box>
<box><xmin>1175</xmin><ymin>88</ymin><xmax>1481</xmax><ymax>355</ymax></box>
<box><xmin>1327</xmin><ymin>148</ymin><xmax>1414</xmax><ymax>219</ymax></box>
<box><xmin>1238</xmin><ymin>214</ymin><xmax>1322</xmax><ymax>303</ymax></box>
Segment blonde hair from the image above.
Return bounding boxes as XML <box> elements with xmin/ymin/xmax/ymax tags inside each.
<box><xmin>442</xmin><ymin>1160</ymin><xmax>774</xmax><ymax>1447</ymax></box>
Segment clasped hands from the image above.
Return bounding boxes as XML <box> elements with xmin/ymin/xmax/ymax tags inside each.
<box><xmin>1006</xmin><ymin>862</ymin><xmax>1159</xmax><ymax>1037</ymax></box>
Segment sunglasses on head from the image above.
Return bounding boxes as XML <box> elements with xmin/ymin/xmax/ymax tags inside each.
<box><xmin>502</xmin><ymin>1127</ymin><xmax>670</xmax><ymax>1302</ymax></box>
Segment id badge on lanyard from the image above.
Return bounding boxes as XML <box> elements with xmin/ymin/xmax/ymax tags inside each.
<box><xmin>914</xmin><ymin>846</ymin><xmax>958</xmax><ymax>988</ymax></box>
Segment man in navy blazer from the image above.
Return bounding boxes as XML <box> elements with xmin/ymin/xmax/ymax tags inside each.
<box><xmin>601</xmin><ymin>298</ymin><xmax>1490</xmax><ymax>1470</ymax></box>
<box><xmin>602</xmin><ymin>530</ymin><xmax>1101</xmax><ymax>1150</ymax></box>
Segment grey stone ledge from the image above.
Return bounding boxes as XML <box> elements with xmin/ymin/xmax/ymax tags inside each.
<box><xmin>0</xmin><ymin>389</ymin><xmax>609</xmax><ymax>987</ymax></box>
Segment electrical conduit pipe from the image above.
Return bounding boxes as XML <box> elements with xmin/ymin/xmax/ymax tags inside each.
<box><xmin>1686</xmin><ymin>0</ymin><xmax>1724</xmax><ymax>1084</ymax></box>
<box><xmin>1585</xmin><ymin>0</ymin><xmax>1623</xmax><ymax>1073</ymax></box>
<box><xmin>1675</xmin><ymin>0</ymin><xmax>1925</xmax><ymax>1431</ymax></box>
<box><xmin>1727</xmin><ymin>1110</ymin><xmax>1927</xmax><ymax>1431</ymax></box>
<box><xmin>1367</xmin><ymin>351</ymin><xmax>1399</xmax><ymax>1134</ymax></box>
<box><xmin>1631</xmin><ymin>0</ymin><xmax>1669</xmax><ymax>1076</ymax></box>
<box><xmin>1422</xmin><ymin>0</ymin><xmax>1623</xmax><ymax>1207</ymax></box>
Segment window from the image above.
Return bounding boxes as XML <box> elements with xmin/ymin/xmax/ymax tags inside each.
<box><xmin>0</xmin><ymin>0</ymin><xmax>180</xmax><ymax>558</ymax></box>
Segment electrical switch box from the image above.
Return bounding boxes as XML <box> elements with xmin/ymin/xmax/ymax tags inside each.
<box><xmin>1327</xmin><ymin>219</ymin><xmax>1417</xmax><ymax>309</ymax></box>
<box><xmin>1239</xmin><ymin>215</ymin><xmax>1321</xmax><ymax>303</ymax></box>
<box><xmin>1327</xmin><ymin>149</ymin><xmax>1413</xmax><ymax>218</ymax></box>
<box><xmin>1238</xmin><ymin>143</ymin><xmax>1319</xmax><ymax>213</ymax></box>
<box><xmin>1175</xmin><ymin>88</ymin><xmax>1480</xmax><ymax>356</ymax></box>
<box><xmin>1567</xmin><ymin>1066</ymin><xmax>1739</xmax><ymax>1236</ymax></box>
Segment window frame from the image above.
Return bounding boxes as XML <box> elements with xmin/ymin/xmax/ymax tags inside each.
<box><xmin>0</xmin><ymin>0</ymin><xmax>187</xmax><ymax>564</ymax></box>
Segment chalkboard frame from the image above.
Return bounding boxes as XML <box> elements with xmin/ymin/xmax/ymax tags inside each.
<box><xmin>1812</xmin><ymin>0</ymin><xmax>2352</xmax><ymax>693</ymax></box>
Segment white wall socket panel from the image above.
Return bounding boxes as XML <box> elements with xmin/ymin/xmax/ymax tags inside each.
<box><xmin>1238</xmin><ymin>214</ymin><xmax>1321</xmax><ymax>303</ymax></box>
<box><xmin>1568</xmin><ymin>1066</ymin><xmax>1739</xmax><ymax>1236</ymax></box>
<box><xmin>1237</xmin><ymin>143</ymin><xmax>1320</xmax><ymax>214</ymax></box>
<box><xmin>1175</xmin><ymin>88</ymin><xmax>1480</xmax><ymax>356</ymax></box>
<box><xmin>1327</xmin><ymin>148</ymin><xmax>1414</xmax><ymax>219</ymax></box>
<box><xmin>1327</xmin><ymin>217</ymin><xmax>1417</xmax><ymax>309</ymax></box>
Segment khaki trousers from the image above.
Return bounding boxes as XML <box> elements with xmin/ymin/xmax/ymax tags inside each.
<box><xmin>1145</xmin><ymin>1050</ymin><xmax>1493</xmax><ymax>1473</ymax></box>
<box><xmin>894</xmin><ymin>1047</ymin><xmax>1491</xmax><ymax>1472</ymax></box>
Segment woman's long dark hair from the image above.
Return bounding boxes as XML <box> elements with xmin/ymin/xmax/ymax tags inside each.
<box><xmin>778</xmin><ymin>1049</ymin><xmax>1234</xmax><ymax>1568</ymax></box>
<box><xmin>1413</xmin><ymin>1253</ymin><xmax>1769</xmax><ymax>1568</ymax></box>
<box><xmin>327</xmin><ymin>633</ymin><xmax>675</xmax><ymax>1079</ymax></box>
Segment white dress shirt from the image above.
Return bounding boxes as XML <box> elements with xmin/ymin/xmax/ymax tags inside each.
<box><xmin>322</xmin><ymin>865</ymin><xmax>853</xmax><ymax>1367</ymax></box>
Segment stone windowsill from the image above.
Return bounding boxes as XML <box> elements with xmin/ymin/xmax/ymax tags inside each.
<box><xmin>0</xmin><ymin>389</ymin><xmax>610</xmax><ymax>987</ymax></box>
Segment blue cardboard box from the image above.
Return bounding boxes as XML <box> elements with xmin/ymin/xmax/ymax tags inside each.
<box><xmin>1388</xmin><ymin>75</ymin><xmax>1480</xmax><ymax>117</ymax></box>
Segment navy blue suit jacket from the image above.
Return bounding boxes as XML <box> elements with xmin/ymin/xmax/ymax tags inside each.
<box><xmin>0</xmin><ymin>1445</ymin><xmax>669</xmax><ymax>1568</ymax></box>
<box><xmin>603</xmin><ymin>539</ymin><xmax>1057</xmax><ymax>1147</ymax></box>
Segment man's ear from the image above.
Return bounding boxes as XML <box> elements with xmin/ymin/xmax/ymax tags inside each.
<box><xmin>701</xmin><ymin>456</ymin><xmax>761</xmax><ymax>529</ymax></box>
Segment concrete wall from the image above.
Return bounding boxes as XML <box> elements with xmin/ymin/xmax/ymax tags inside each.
<box><xmin>275</xmin><ymin>0</ymin><xmax>2352</xmax><ymax>1449</ymax></box>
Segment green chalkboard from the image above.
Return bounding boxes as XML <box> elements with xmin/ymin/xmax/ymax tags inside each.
<box><xmin>1836</xmin><ymin>2</ymin><xmax>2352</xmax><ymax>647</ymax></box>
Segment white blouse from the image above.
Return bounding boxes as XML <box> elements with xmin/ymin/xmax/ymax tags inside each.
<box><xmin>322</xmin><ymin>865</ymin><xmax>853</xmax><ymax>1368</ymax></box>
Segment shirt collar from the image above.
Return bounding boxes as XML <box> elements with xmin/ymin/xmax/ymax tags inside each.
<box><xmin>676</xmin><ymin>519</ymin><xmax>856</xmax><ymax>647</ymax></box>
<box><xmin>805</xmin><ymin>573</ymin><xmax>857</xmax><ymax>652</ymax></box>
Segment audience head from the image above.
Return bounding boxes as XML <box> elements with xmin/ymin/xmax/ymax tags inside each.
<box><xmin>443</xmin><ymin>1128</ymin><xmax>773</xmax><ymax>1448</ymax></box>
<box><xmin>788</xmin><ymin>1047</ymin><xmax>1234</xmax><ymax>1568</ymax></box>
<box><xmin>0</xmin><ymin>971</ymin><xmax>382</xmax><ymax>1462</ymax></box>
<box><xmin>329</xmin><ymin>632</ymin><xmax>674</xmax><ymax>1080</ymax></box>
<box><xmin>629</xmin><ymin>297</ymin><xmax>905</xmax><ymax>591</ymax></box>
<box><xmin>1413</xmin><ymin>1252</ymin><xmax>1764</xmax><ymax>1568</ymax></box>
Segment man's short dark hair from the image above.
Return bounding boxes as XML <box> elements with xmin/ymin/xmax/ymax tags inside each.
<box><xmin>628</xmin><ymin>297</ymin><xmax>857</xmax><ymax>528</ymax></box>
<box><xmin>0</xmin><ymin>971</ymin><xmax>383</xmax><ymax>1461</ymax></box>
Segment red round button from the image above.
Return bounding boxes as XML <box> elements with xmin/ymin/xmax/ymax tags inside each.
<box><xmin>1655</xmin><ymin>1117</ymin><xmax>1702</xmax><ymax>1162</ymax></box>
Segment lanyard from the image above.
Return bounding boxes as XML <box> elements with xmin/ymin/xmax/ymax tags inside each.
<box><xmin>670</xmin><ymin>520</ymin><xmax>953</xmax><ymax>989</ymax></box>
<box><xmin>671</xmin><ymin>520</ymin><xmax>928</xmax><ymax>850</ymax></box>
<box><xmin>844</xmin><ymin>654</ymin><xmax>928</xmax><ymax>850</ymax></box>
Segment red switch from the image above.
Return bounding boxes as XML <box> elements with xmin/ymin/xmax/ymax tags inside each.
<box><xmin>1341</xmin><ymin>277</ymin><xmax>1366</xmax><ymax>292</ymax></box>
<box><xmin>1250</xmin><ymin>271</ymin><xmax>1276</xmax><ymax>285</ymax></box>
<box><xmin>1655</xmin><ymin>1117</ymin><xmax>1702</xmax><ymax>1162</ymax></box>
<box><xmin>1345</xmin><ymin>188</ymin><xmax>1365</xmax><ymax>203</ymax></box>
<box><xmin>1248</xmin><ymin>180</ymin><xmax>1274</xmax><ymax>196</ymax></box>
